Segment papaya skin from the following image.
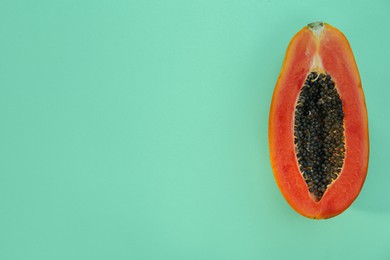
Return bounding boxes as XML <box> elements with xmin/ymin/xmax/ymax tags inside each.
<box><xmin>269</xmin><ymin>22</ymin><xmax>369</xmax><ymax>219</ymax></box>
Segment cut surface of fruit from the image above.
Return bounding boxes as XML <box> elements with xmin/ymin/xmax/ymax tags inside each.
<box><xmin>269</xmin><ymin>22</ymin><xmax>369</xmax><ymax>219</ymax></box>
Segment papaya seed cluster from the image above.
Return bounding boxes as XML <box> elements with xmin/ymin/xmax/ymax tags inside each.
<box><xmin>294</xmin><ymin>72</ymin><xmax>345</xmax><ymax>201</ymax></box>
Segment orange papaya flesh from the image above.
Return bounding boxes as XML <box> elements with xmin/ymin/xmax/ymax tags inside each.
<box><xmin>269</xmin><ymin>22</ymin><xmax>369</xmax><ymax>219</ymax></box>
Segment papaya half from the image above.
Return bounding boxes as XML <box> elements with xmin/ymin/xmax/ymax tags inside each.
<box><xmin>269</xmin><ymin>22</ymin><xmax>369</xmax><ymax>219</ymax></box>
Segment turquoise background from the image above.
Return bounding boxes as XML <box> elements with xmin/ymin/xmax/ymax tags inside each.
<box><xmin>1</xmin><ymin>0</ymin><xmax>389</xmax><ymax>259</ymax></box>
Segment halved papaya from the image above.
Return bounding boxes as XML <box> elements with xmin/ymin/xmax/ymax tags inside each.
<box><xmin>269</xmin><ymin>22</ymin><xmax>369</xmax><ymax>219</ymax></box>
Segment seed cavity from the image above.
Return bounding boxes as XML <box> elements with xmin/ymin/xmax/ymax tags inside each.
<box><xmin>294</xmin><ymin>72</ymin><xmax>345</xmax><ymax>201</ymax></box>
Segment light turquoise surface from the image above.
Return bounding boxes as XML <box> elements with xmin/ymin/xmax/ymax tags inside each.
<box><xmin>1</xmin><ymin>0</ymin><xmax>389</xmax><ymax>259</ymax></box>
